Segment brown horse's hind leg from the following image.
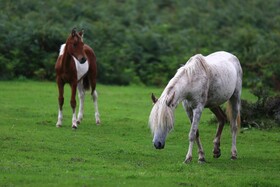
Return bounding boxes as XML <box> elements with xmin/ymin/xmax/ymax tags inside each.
<box><xmin>89</xmin><ymin>73</ymin><xmax>100</xmax><ymax>125</ymax></box>
<box><xmin>56</xmin><ymin>79</ymin><xmax>64</xmax><ymax>127</ymax></box>
<box><xmin>210</xmin><ymin>106</ymin><xmax>227</xmax><ymax>158</ymax></box>
<box><xmin>92</xmin><ymin>90</ymin><xmax>100</xmax><ymax>124</ymax></box>
<box><xmin>77</xmin><ymin>82</ymin><xmax>85</xmax><ymax>124</ymax></box>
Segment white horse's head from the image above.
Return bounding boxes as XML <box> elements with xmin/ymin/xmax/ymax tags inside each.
<box><xmin>149</xmin><ymin>93</ymin><xmax>175</xmax><ymax>149</ymax></box>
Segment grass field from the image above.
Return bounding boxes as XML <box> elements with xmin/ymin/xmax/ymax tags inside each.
<box><xmin>0</xmin><ymin>81</ymin><xmax>279</xmax><ymax>187</ymax></box>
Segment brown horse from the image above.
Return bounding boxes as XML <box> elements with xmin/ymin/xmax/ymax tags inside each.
<box><xmin>55</xmin><ymin>28</ymin><xmax>100</xmax><ymax>129</ymax></box>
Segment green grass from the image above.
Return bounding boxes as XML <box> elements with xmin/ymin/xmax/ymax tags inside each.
<box><xmin>0</xmin><ymin>81</ymin><xmax>279</xmax><ymax>187</ymax></box>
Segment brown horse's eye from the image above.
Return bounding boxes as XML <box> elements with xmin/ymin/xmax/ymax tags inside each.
<box><xmin>73</xmin><ymin>43</ymin><xmax>77</xmax><ymax>48</ymax></box>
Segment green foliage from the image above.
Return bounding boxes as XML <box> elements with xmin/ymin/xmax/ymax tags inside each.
<box><xmin>241</xmin><ymin>87</ymin><xmax>280</xmax><ymax>129</ymax></box>
<box><xmin>1</xmin><ymin>0</ymin><xmax>280</xmax><ymax>88</ymax></box>
<box><xmin>0</xmin><ymin>81</ymin><xmax>280</xmax><ymax>186</ymax></box>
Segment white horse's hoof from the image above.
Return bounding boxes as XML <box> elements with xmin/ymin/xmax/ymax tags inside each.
<box><xmin>184</xmin><ymin>157</ymin><xmax>192</xmax><ymax>164</ymax></box>
<box><xmin>56</xmin><ymin>123</ymin><xmax>62</xmax><ymax>128</ymax></box>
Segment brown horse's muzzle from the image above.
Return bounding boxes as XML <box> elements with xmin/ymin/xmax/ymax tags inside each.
<box><xmin>80</xmin><ymin>57</ymin><xmax>87</xmax><ymax>64</ymax></box>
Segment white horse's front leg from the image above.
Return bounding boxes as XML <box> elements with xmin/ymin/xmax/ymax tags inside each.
<box><xmin>92</xmin><ymin>90</ymin><xmax>100</xmax><ymax>125</ymax></box>
<box><xmin>185</xmin><ymin>107</ymin><xmax>203</xmax><ymax>163</ymax></box>
<box><xmin>77</xmin><ymin>82</ymin><xmax>85</xmax><ymax>124</ymax></box>
<box><xmin>56</xmin><ymin>109</ymin><xmax>63</xmax><ymax>127</ymax></box>
<box><xmin>196</xmin><ymin>130</ymin><xmax>206</xmax><ymax>163</ymax></box>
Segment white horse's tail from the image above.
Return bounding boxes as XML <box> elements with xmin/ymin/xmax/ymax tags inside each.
<box><xmin>226</xmin><ymin>102</ymin><xmax>241</xmax><ymax>130</ymax></box>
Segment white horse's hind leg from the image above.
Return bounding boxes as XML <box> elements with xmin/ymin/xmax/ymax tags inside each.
<box><xmin>210</xmin><ymin>107</ymin><xmax>227</xmax><ymax>158</ymax></box>
<box><xmin>77</xmin><ymin>82</ymin><xmax>85</xmax><ymax>124</ymax></box>
<box><xmin>92</xmin><ymin>90</ymin><xmax>100</xmax><ymax>124</ymax></box>
<box><xmin>227</xmin><ymin>91</ymin><xmax>241</xmax><ymax>160</ymax></box>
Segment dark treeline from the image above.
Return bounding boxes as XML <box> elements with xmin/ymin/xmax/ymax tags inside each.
<box><xmin>1</xmin><ymin>0</ymin><xmax>280</xmax><ymax>89</ymax></box>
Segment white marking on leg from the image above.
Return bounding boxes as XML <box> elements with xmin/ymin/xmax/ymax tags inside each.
<box><xmin>56</xmin><ymin>109</ymin><xmax>63</xmax><ymax>127</ymax></box>
<box><xmin>72</xmin><ymin>110</ymin><xmax>77</xmax><ymax>129</ymax></box>
<box><xmin>77</xmin><ymin>82</ymin><xmax>85</xmax><ymax>124</ymax></box>
<box><xmin>92</xmin><ymin>90</ymin><xmax>100</xmax><ymax>125</ymax></box>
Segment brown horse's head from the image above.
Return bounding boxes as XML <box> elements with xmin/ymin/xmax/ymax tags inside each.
<box><xmin>66</xmin><ymin>28</ymin><xmax>87</xmax><ymax>63</ymax></box>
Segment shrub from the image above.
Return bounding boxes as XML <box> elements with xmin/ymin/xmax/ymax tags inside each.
<box><xmin>241</xmin><ymin>87</ymin><xmax>280</xmax><ymax>129</ymax></box>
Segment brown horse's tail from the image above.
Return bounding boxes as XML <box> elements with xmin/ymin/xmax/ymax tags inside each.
<box><xmin>226</xmin><ymin>102</ymin><xmax>241</xmax><ymax>130</ymax></box>
<box><xmin>83</xmin><ymin>74</ymin><xmax>90</xmax><ymax>91</ymax></box>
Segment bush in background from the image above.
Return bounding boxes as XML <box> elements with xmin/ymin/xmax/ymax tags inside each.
<box><xmin>0</xmin><ymin>0</ymin><xmax>279</xmax><ymax>90</ymax></box>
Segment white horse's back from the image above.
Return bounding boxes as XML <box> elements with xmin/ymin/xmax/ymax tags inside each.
<box><xmin>204</xmin><ymin>51</ymin><xmax>242</xmax><ymax>107</ymax></box>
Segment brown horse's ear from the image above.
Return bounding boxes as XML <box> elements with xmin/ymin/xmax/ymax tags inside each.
<box><xmin>151</xmin><ymin>93</ymin><xmax>158</xmax><ymax>104</ymax></box>
<box><xmin>72</xmin><ymin>28</ymin><xmax>77</xmax><ymax>37</ymax></box>
<box><xmin>79</xmin><ymin>29</ymin><xmax>84</xmax><ymax>38</ymax></box>
<box><xmin>166</xmin><ymin>92</ymin><xmax>175</xmax><ymax>107</ymax></box>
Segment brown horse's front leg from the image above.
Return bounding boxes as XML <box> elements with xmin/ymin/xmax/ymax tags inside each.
<box><xmin>70</xmin><ymin>82</ymin><xmax>78</xmax><ymax>129</ymax></box>
<box><xmin>56</xmin><ymin>80</ymin><xmax>64</xmax><ymax>127</ymax></box>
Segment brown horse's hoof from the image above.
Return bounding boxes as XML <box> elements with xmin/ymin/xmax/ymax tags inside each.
<box><xmin>96</xmin><ymin>119</ymin><xmax>101</xmax><ymax>125</ymax></box>
<box><xmin>213</xmin><ymin>148</ymin><xmax>221</xmax><ymax>158</ymax></box>
<box><xmin>213</xmin><ymin>152</ymin><xmax>221</xmax><ymax>158</ymax></box>
<box><xmin>198</xmin><ymin>158</ymin><xmax>206</xmax><ymax>164</ymax></box>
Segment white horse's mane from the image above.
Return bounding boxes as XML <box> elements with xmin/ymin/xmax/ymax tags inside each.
<box><xmin>164</xmin><ymin>54</ymin><xmax>209</xmax><ymax>96</ymax></box>
<box><xmin>149</xmin><ymin>100</ymin><xmax>174</xmax><ymax>134</ymax></box>
<box><xmin>149</xmin><ymin>54</ymin><xmax>209</xmax><ymax>134</ymax></box>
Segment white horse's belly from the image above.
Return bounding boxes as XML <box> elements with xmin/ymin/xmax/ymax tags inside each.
<box><xmin>205</xmin><ymin>54</ymin><xmax>238</xmax><ymax>107</ymax></box>
<box><xmin>206</xmin><ymin>82</ymin><xmax>235</xmax><ymax>107</ymax></box>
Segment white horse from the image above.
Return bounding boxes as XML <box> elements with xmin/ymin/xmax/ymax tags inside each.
<box><xmin>149</xmin><ymin>51</ymin><xmax>242</xmax><ymax>163</ymax></box>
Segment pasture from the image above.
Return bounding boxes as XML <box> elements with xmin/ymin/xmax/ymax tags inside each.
<box><xmin>0</xmin><ymin>81</ymin><xmax>279</xmax><ymax>186</ymax></box>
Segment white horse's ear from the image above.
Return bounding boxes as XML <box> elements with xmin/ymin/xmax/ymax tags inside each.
<box><xmin>166</xmin><ymin>92</ymin><xmax>175</xmax><ymax>107</ymax></box>
<box><xmin>151</xmin><ymin>93</ymin><xmax>158</xmax><ymax>104</ymax></box>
